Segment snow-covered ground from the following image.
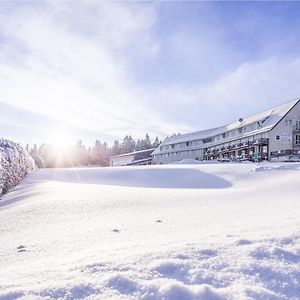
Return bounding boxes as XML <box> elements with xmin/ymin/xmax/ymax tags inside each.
<box><xmin>0</xmin><ymin>163</ymin><xmax>300</xmax><ymax>300</ymax></box>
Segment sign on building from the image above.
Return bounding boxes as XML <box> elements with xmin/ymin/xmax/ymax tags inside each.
<box><xmin>280</xmin><ymin>132</ymin><xmax>291</xmax><ymax>141</ymax></box>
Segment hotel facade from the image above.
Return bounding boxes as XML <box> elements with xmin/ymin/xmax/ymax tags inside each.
<box><xmin>151</xmin><ymin>98</ymin><xmax>300</xmax><ymax>164</ymax></box>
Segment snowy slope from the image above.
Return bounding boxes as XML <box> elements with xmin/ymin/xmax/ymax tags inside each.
<box><xmin>0</xmin><ymin>163</ymin><xmax>300</xmax><ymax>300</ymax></box>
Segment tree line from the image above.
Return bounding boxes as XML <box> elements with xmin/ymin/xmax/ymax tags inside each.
<box><xmin>27</xmin><ymin>134</ymin><xmax>161</xmax><ymax>168</ymax></box>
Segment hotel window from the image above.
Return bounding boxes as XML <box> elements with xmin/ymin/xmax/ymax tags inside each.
<box><xmin>203</xmin><ymin>137</ymin><xmax>212</xmax><ymax>143</ymax></box>
<box><xmin>285</xmin><ymin>119</ymin><xmax>292</xmax><ymax>126</ymax></box>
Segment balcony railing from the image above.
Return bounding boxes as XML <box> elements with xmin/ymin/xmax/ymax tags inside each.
<box><xmin>293</xmin><ymin>126</ymin><xmax>300</xmax><ymax>132</ymax></box>
<box><xmin>252</xmin><ymin>138</ymin><xmax>268</xmax><ymax>145</ymax></box>
<box><xmin>293</xmin><ymin>141</ymin><xmax>300</xmax><ymax>147</ymax></box>
<box><xmin>204</xmin><ymin>139</ymin><xmax>269</xmax><ymax>157</ymax></box>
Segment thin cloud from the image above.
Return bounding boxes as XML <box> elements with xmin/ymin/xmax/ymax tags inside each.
<box><xmin>0</xmin><ymin>2</ymin><xmax>187</xmax><ymax>144</ymax></box>
<box><xmin>1</xmin><ymin>2</ymin><xmax>300</xmax><ymax>145</ymax></box>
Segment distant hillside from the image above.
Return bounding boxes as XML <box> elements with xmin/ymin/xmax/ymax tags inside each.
<box><xmin>0</xmin><ymin>138</ymin><xmax>34</xmax><ymax>195</ymax></box>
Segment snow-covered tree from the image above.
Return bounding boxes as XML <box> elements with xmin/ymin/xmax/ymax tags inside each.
<box><xmin>91</xmin><ymin>140</ymin><xmax>109</xmax><ymax>166</ymax></box>
<box><xmin>0</xmin><ymin>138</ymin><xmax>34</xmax><ymax>195</ymax></box>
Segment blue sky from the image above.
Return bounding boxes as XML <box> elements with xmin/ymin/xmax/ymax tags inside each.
<box><xmin>1</xmin><ymin>1</ymin><xmax>300</xmax><ymax>146</ymax></box>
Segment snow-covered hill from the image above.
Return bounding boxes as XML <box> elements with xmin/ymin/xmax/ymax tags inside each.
<box><xmin>0</xmin><ymin>138</ymin><xmax>34</xmax><ymax>195</ymax></box>
<box><xmin>0</xmin><ymin>163</ymin><xmax>299</xmax><ymax>299</ymax></box>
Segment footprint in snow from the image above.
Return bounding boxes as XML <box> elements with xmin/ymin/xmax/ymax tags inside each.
<box><xmin>17</xmin><ymin>245</ymin><xmax>27</xmax><ymax>253</ymax></box>
<box><xmin>226</xmin><ymin>234</ymin><xmax>238</xmax><ymax>238</ymax></box>
<box><xmin>236</xmin><ymin>239</ymin><xmax>252</xmax><ymax>246</ymax></box>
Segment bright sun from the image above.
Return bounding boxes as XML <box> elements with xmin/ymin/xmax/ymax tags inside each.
<box><xmin>49</xmin><ymin>131</ymin><xmax>74</xmax><ymax>154</ymax></box>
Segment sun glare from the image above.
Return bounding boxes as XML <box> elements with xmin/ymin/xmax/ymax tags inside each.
<box><xmin>49</xmin><ymin>132</ymin><xmax>74</xmax><ymax>154</ymax></box>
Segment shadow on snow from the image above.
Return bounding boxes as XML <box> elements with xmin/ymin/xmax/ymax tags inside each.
<box><xmin>31</xmin><ymin>167</ymin><xmax>232</xmax><ymax>189</ymax></box>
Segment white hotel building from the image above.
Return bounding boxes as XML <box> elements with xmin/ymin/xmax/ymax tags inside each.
<box><xmin>151</xmin><ymin>98</ymin><xmax>300</xmax><ymax>164</ymax></box>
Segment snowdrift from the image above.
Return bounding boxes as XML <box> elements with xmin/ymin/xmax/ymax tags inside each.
<box><xmin>30</xmin><ymin>166</ymin><xmax>232</xmax><ymax>189</ymax></box>
<box><xmin>0</xmin><ymin>138</ymin><xmax>34</xmax><ymax>195</ymax></box>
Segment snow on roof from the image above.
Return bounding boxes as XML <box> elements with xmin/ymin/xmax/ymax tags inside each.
<box><xmin>225</xmin><ymin>98</ymin><xmax>299</xmax><ymax>131</ymax></box>
<box><xmin>152</xmin><ymin>98</ymin><xmax>299</xmax><ymax>155</ymax></box>
<box><xmin>110</xmin><ymin>148</ymin><xmax>155</xmax><ymax>159</ymax></box>
<box><xmin>160</xmin><ymin>126</ymin><xmax>225</xmax><ymax>145</ymax></box>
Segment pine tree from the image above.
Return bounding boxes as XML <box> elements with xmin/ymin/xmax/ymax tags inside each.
<box><xmin>92</xmin><ymin>140</ymin><xmax>109</xmax><ymax>166</ymax></box>
<box><xmin>120</xmin><ymin>135</ymin><xmax>135</xmax><ymax>154</ymax></box>
<box><xmin>152</xmin><ymin>136</ymin><xmax>161</xmax><ymax>148</ymax></box>
<box><xmin>135</xmin><ymin>139</ymin><xmax>142</xmax><ymax>151</ymax></box>
<box><xmin>111</xmin><ymin>140</ymin><xmax>121</xmax><ymax>155</ymax></box>
<box><xmin>140</xmin><ymin>134</ymin><xmax>152</xmax><ymax>150</ymax></box>
<box><xmin>74</xmin><ymin>140</ymin><xmax>88</xmax><ymax>166</ymax></box>
<box><xmin>30</xmin><ymin>144</ymin><xmax>38</xmax><ymax>156</ymax></box>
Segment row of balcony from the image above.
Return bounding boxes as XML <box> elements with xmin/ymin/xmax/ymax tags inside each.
<box><xmin>204</xmin><ymin>152</ymin><xmax>269</xmax><ymax>161</ymax></box>
<box><xmin>204</xmin><ymin>139</ymin><xmax>268</xmax><ymax>155</ymax></box>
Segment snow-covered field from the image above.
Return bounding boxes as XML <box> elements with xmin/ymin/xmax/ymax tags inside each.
<box><xmin>0</xmin><ymin>163</ymin><xmax>300</xmax><ymax>300</ymax></box>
